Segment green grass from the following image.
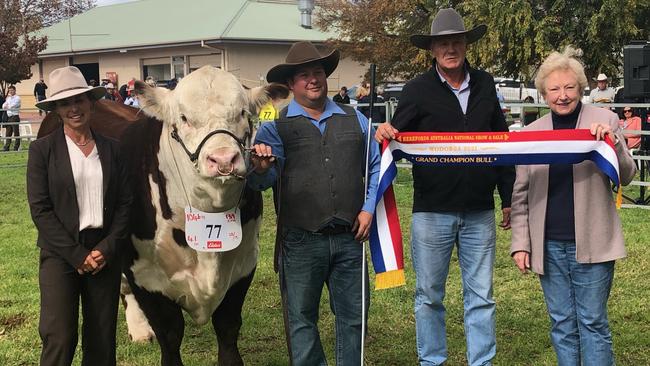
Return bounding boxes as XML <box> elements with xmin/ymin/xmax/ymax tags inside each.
<box><xmin>0</xmin><ymin>161</ymin><xmax>648</xmax><ymax>365</ymax></box>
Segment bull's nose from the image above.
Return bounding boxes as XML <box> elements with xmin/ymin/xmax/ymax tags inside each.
<box><xmin>205</xmin><ymin>148</ymin><xmax>240</xmax><ymax>176</ymax></box>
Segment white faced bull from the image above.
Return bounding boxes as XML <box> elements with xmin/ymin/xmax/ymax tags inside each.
<box><xmin>119</xmin><ymin>66</ymin><xmax>287</xmax><ymax>366</ymax></box>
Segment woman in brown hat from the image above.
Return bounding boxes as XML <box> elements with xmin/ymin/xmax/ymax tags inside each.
<box><xmin>27</xmin><ymin>66</ymin><xmax>132</xmax><ymax>366</ymax></box>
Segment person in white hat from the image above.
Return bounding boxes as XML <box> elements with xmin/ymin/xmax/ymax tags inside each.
<box><xmin>27</xmin><ymin>66</ymin><xmax>132</xmax><ymax>366</ymax></box>
<box><xmin>589</xmin><ymin>73</ymin><xmax>616</xmax><ymax>103</ymax></box>
<box><xmin>375</xmin><ymin>8</ymin><xmax>514</xmax><ymax>366</ymax></box>
<box><xmin>103</xmin><ymin>82</ymin><xmax>117</xmax><ymax>102</ymax></box>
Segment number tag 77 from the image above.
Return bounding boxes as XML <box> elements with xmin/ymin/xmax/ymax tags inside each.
<box><xmin>184</xmin><ymin>207</ymin><xmax>242</xmax><ymax>252</ymax></box>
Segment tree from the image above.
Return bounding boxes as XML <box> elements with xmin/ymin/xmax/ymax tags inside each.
<box><xmin>22</xmin><ymin>0</ymin><xmax>96</xmax><ymax>28</ymax></box>
<box><xmin>316</xmin><ymin>0</ymin><xmax>648</xmax><ymax>85</ymax></box>
<box><xmin>317</xmin><ymin>0</ymin><xmax>456</xmax><ymax>82</ymax></box>
<box><xmin>0</xmin><ymin>0</ymin><xmax>95</xmax><ymax>96</ymax></box>
<box><xmin>461</xmin><ymin>0</ymin><xmax>645</xmax><ymax>84</ymax></box>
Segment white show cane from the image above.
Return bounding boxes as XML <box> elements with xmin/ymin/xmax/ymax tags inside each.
<box><xmin>360</xmin><ymin>63</ymin><xmax>377</xmax><ymax>365</ymax></box>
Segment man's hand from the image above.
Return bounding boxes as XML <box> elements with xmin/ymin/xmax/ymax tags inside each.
<box><xmin>250</xmin><ymin>143</ymin><xmax>276</xmax><ymax>174</ymax></box>
<box><xmin>352</xmin><ymin>211</ymin><xmax>373</xmax><ymax>242</ymax></box>
<box><xmin>512</xmin><ymin>251</ymin><xmax>530</xmax><ymax>274</ymax></box>
<box><xmin>499</xmin><ymin>207</ymin><xmax>511</xmax><ymax>230</ymax></box>
<box><xmin>374</xmin><ymin>123</ymin><xmax>399</xmax><ymax>143</ymax></box>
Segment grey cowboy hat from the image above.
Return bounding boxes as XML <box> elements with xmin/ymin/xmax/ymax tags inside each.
<box><xmin>410</xmin><ymin>8</ymin><xmax>487</xmax><ymax>50</ymax></box>
<box><xmin>266</xmin><ymin>41</ymin><xmax>340</xmax><ymax>85</ymax></box>
<box><xmin>35</xmin><ymin>66</ymin><xmax>106</xmax><ymax>111</ymax></box>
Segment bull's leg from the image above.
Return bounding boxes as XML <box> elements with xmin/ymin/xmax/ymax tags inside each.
<box><xmin>127</xmin><ymin>277</ymin><xmax>185</xmax><ymax>366</ymax></box>
<box><xmin>120</xmin><ymin>275</ymin><xmax>155</xmax><ymax>343</ymax></box>
<box><xmin>211</xmin><ymin>268</ymin><xmax>256</xmax><ymax>366</ymax></box>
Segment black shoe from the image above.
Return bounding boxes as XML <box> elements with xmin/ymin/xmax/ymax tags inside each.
<box><xmin>2</xmin><ymin>147</ymin><xmax>9</xmax><ymax>152</ymax></box>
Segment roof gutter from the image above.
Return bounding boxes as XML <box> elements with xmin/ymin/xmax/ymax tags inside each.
<box><xmin>38</xmin><ymin>38</ymin><xmax>328</xmax><ymax>59</ymax></box>
<box><xmin>201</xmin><ymin>40</ymin><xmax>228</xmax><ymax>71</ymax></box>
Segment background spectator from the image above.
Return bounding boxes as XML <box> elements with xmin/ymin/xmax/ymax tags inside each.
<box><xmin>333</xmin><ymin>86</ymin><xmax>350</xmax><ymax>104</ymax></box>
<box><xmin>123</xmin><ymin>86</ymin><xmax>140</xmax><ymax>108</ymax></box>
<box><xmin>589</xmin><ymin>73</ymin><xmax>615</xmax><ymax>103</ymax></box>
<box><xmin>145</xmin><ymin>76</ymin><xmax>157</xmax><ymax>87</ymax></box>
<box><xmin>34</xmin><ymin>79</ymin><xmax>48</xmax><ymax>116</ymax></box>
<box><xmin>2</xmin><ymin>85</ymin><xmax>21</xmax><ymax>151</ymax></box>
<box><xmin>103</xmin><ymin>83</ymin><xmax>116</xmax><ymax>101</ymax></box>
<box><xmin>118</xmin><ymin>83</ymin><xmax>128</xmax><ymax>100</ymax></box>
<box><xmin>522</xmin><ymin>95</ymin><xmax>538</xmax><ymax>126</ymax></box>
<box><xmin>620</xmin><ymin>107</ymin><xmax>642</xmax><ymax>149</ymax></box>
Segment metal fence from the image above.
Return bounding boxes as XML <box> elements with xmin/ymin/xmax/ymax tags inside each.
<box><xmin>3</xmin><ymin>102</ymin><xmax>650</xmax><ymax>208</ymax></box>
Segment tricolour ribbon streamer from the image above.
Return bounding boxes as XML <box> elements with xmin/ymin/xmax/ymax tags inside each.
<box><xmin>370</xmin><ymin>129</ymin><xmax>620</xmax><ymax>290</ymax></box>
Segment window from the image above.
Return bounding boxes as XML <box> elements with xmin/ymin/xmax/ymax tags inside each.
<box><xmin>172</xmin><ymin>56</ymin><xmax>186</xmax><ymax>79</ymax></box>
<box><xmin>143</xmin><ymin>57</ymin><xmax>171</xmax><ymax>81</ymax></box>
<box><xmin>188</xmin><ymin>54</ymin><xmax>221</xmax><ymax>73</ymax></box>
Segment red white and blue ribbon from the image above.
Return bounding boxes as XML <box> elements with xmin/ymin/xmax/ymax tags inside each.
<box><xmin>370</xmin><ymin>130</ymin><xmax>620</xmax><ymax>290</ymax></box>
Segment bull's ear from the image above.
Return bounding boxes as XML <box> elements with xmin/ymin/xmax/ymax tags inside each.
<box><xmin>248</xmin><ymin>82</ymin><xmax>289</xmax><ymax>113</ymax></box>
<box><xmin>135</xmin><ymin>80</ymin><xmax>172</xmax><ymax>121</ymax></box>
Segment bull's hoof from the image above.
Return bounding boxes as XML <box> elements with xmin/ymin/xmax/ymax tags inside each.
<box><xmin>129</xmin><ymin>327</ymin><xmax>156</xmax><ymax>343</ymax></box>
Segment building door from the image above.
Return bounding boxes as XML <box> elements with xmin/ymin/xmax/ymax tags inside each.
<box><xmin>73</xmin><ymin>63</ymin><xmax>100</xmax><ymax>84</ymax></box>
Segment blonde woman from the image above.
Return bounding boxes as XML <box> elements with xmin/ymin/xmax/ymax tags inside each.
<box><xmin>510</xmin><ymin>47</ymin><xmax>636</xmax><ymax>366</ymax></box>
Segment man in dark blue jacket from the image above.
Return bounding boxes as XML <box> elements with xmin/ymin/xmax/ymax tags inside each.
<box><xmin>375</xmin><ymin>8</ymin><xmax>514</xmax><ymax>366</ymax></box>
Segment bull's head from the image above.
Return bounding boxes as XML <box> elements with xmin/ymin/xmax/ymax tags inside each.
<box><xmin>136</xmin><ymin>66</ymin><xmax>288</xmax><ymax>210</ymax></box>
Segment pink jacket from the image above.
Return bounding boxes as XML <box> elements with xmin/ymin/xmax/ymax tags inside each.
<box><xmin>510</xmin><ymin>104</ymin><xmax>637</xmax><ymax>274</ymax></box>
<box><xmin>619</xmin><ymin>116</ymin><xmax>642</xmax><ymax>149</ymax></box>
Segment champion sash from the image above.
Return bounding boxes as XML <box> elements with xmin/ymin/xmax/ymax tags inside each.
<box><xmin>370</xmin><ymin>130</ymin><xmax>621</xmax><ymax>290</ymax></box>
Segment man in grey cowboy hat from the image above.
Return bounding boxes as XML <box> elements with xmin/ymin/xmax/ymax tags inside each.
<box><xmin>248</xmin><ymin>41</ymin><xmax>380</xmax><ymax>366</ymax></box>
<box><xmin>375</xmin><ymin>8</ymin><xmax>514</xmax><ymax>366</ymax></box>
<box><xmin>589</xmin><ymin>73</ymin><xmax>616</xmax><ymax>103</ymax></box>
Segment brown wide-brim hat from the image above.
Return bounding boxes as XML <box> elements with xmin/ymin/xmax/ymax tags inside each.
<box><xmin>266</xmin><ymin>41</ymin><xmax>340</xmax><ymax>85</ymax></box>
<box><xmin>410</xmin><ymin>8</ymin><xmax>487</xmax><ymax>50</ymax></box>
<box><xmin>35</xmin><ymin>66</ymin><xmax>106</xmax><ymax>111</ymax></box>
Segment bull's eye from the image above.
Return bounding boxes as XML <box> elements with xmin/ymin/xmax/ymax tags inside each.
<box><xmin>241</xmin><ymin>110</ymin><xmax>247</xmax><ymax>118</ymax></box>
<box><xmin>180</xmin><ymin>114</ymin><xmax>188</xmax><ymax>123</ymax></box>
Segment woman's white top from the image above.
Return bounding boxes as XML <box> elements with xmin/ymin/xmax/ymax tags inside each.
<box><xmin>65</xmin><ymin>135</ymin><xmax>104</xmax><ymax>230</ymax></box>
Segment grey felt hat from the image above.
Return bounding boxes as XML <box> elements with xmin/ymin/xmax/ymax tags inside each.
<box><xmin>410</xmin><ymin>8</ymin><xmax>487</xmax><ymax>50</ymax></box>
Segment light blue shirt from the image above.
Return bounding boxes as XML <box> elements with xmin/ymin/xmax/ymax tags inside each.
<box><xmin>247</xmin><ymin>98</ymin><xmax>380</xmax><ymax>215</ymax></box>
<box><xmin>437</xmin><ymin>66</ymin><xmax>471</xmax><ymax>114</ymax></box>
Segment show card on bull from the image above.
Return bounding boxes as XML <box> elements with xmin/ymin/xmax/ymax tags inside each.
<box><xmin>184</xmin><ymin>207</ymin><xmax>243</xmax><ymax>252</ymax></box>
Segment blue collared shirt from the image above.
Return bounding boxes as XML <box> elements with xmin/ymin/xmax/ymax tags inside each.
<box><xmin>248</xmin><ymin>98</ymin><xmax>380</xmax><ymax>215</ymax></box>
<box><xmin>437</xmin><ymin>66</ymin><xmax>471</xmax><ymax>114</ymax></box>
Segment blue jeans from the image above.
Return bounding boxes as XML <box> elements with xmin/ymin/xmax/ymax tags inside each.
<box><xmin>411</xmin><ymin>210</ymin><xmax>496</xmax><ymax>366</ymax></box>
<box><xmin>280</xmin><ymin>227</ymin><xmax>369</xmax><ymax>366</ymax></box>
<box><xmin>539</xmin><ymin>240</ymin><xmax>615</xmax><ymax>366</ymax></box>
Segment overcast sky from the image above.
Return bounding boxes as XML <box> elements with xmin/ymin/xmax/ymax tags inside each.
<box><xmin>95</xmin><ymin>0</ymin><xmax>136</xmax><ymax>6</ymax></box>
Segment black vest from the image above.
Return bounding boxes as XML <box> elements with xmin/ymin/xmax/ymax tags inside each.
<box><xmin>276</xmin><ymin>104</ymin><xmax>365</xmax><ymax>231</ymax></box>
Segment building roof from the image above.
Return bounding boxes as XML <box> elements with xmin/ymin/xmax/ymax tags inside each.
<box><xmin>39</xmin><ymin>0</ymin><xmax>331</xmax><ymax>57</ymax></box>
